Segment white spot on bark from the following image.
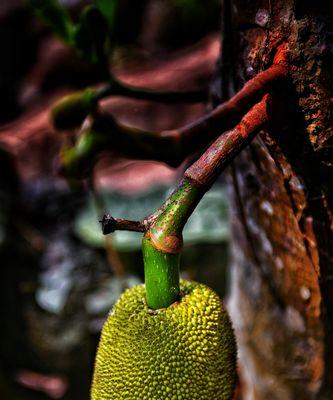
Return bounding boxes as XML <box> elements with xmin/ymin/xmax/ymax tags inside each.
<box><xmin>275</xmin><ymin>257</ymin><xmax>284</xmax><ymax>270</ymax></box>
<box><xmin>289</xmin><ymin>175</ymin><xmax>305</xmax><ymax>191</ymax></box>
<box><xmin>260</xmin><ymin>200</ymin><xmax>274</xmax><ymax>215</ymax></box>
<box><xmin>300</xmin><ymin>286</ymin><xmax>311</xmax><ymax>301</ymax></box>
<box><xmin>285</xmin><ymin>306</ymin><xmax>305</xmax><ymax>333</ymax></box>
<box><xmin>255</xmin><ymin>9</ymin><xmax>269</xmax><ymax>27</ymax></box>
<box><xmin>246</xmin><ymin>65</ymin><xmax>254</xmax><ymax>75</ymax></box>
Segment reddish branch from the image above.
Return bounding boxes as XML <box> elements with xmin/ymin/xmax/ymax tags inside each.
<box><xmin>102</xmin><ymin>94</ymin><xmax>271</xmax><ymax>234</ymax></box>
<box><xmin>166</xmin><ymin>48</ymin><xmax>288</xmax><ymax>153</ymax></box>
<box><xmin>90</xmin><ymin>44</ymin><xmax>288</xmax><ymax>167</ymax></box>
<box><xmin>185</xmin><ymin>94</ymin><xmax>270</xmax><ymax>186</ymax></box>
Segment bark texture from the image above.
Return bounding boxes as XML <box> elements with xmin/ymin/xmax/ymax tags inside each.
<box><xmin>223</xmin><ymin>1</ymin><xmax>333</xmax><ymax>399</ymax></box>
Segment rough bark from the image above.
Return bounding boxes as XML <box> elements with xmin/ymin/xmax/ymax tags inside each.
<box><xmin>223</xmin><ymin>1</ymin><xmax>333</xmax><ymax>399</ymax></box>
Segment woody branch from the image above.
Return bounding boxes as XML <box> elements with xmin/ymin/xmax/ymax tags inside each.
<box><xmin>61</xmin><ymin>44</ymin><xmax>288</xmax><ymax>174</ymax></box>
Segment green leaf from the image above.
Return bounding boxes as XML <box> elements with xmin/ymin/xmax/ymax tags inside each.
<box><xmin>95</xmin><ymin>0</ymin><xmax>118</xmax><ymax>33</ymax></box>
<box><xmin>28</xmin><ymin>0</ymin><xmax>74</xmax><ymax>44</ymax></box>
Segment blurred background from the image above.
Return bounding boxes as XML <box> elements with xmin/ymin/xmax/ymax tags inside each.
<box><xmin>0</xmin><ymin>1</ymin><xmax>231</xmax><ymax>398</ymax></box>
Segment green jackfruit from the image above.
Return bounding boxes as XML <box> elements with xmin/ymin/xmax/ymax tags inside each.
<box><xmin>91</xmin><ymin>280</ymin><xmax>237</xmax><ymax>400</ymax></box>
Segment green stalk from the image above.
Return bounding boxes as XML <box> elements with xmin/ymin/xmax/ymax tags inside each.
<box><xmin>142</xmin><ymin>237</ymin><xmax>180</xmax><ymax>310</ymax></box>
<box><xmin>143</xmin><ymin>179</ymin><xmax>202</xmax><ymax>310</ymax></box>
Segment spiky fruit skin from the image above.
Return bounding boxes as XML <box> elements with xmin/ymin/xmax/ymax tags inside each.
<box><xmin>91</xmin><ymin>280</ymin><xmax>237</xmax><ymax>400</ymax></box>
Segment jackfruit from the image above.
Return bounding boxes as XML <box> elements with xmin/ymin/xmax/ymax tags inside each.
<box><xmin>91</xmin><ymin>280</ymin><xmax>237</xmax><ymax>400</ymax></box>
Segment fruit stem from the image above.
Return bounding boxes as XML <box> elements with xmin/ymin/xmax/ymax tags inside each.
<box><xmin>142</xmin><ymin>236</ymin><xmax>181</xmax><ymax>310</ymax></box>
<box><xmin>143</xmin><ymin>179</ymin><xmax>202</xmax><ymax>309</ymax></box>
<box><xmin>102</xmin><ymin>94</ymin><xmax>271</xmax><ymax>309</ymax></box>
<box><xmin>143</xmin><ymin>95</ymin><xmax>270</xmax><ymax>309</ymax></box>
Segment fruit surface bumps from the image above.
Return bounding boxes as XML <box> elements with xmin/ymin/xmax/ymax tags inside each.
<box><xmin>91</xmin><ymin>280</ymin><xmax>237</xmax><ymax>399</ymax></box>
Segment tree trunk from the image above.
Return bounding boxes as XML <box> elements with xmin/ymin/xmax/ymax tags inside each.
<box><xmin>221</xmin><ymin>1</ymin><xmax>333</xmax><ymax>399</ymax></box>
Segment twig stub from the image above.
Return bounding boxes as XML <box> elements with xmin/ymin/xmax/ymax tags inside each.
<box><xmin>100</xmin><ymin>214</ymin><xmax>147</xmax><ymax>235</ymax></box>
